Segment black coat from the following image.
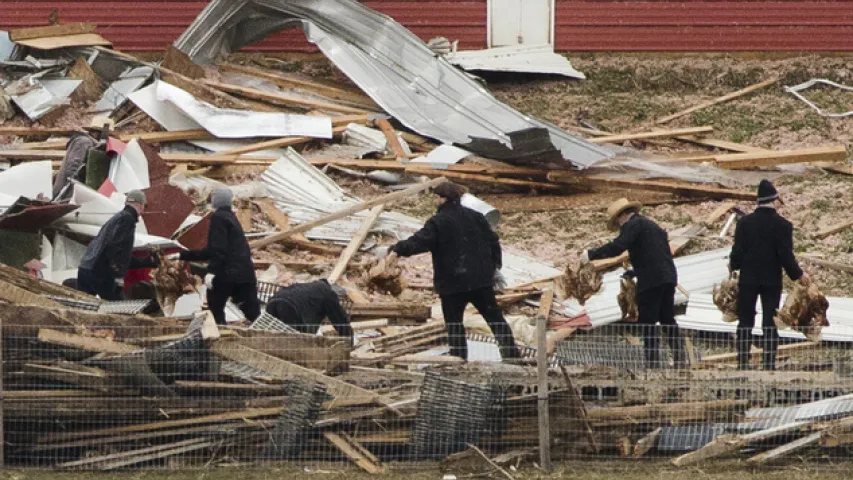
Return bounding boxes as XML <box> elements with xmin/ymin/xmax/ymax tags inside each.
<box><xmin>79</xmin><ymin>205</ymin><xmax>152</xmax><ymax>278</ymax></box>
<box><xmin>180</xmin><ymin>207</ymin><xmax>256</xmax><ymax>284</ymax></box>
<box><xmin>266</xmin><ymin>280</ymin><xmax>352</xmax><ymax>337</ymax></box>
<box><xmin>588</xmin><ymin>214</ymin><xmax>677</xmax><ymax>292</ymax></box>
<box><xmin>730</xmin><ymin>207</ymin><xmax>803</xmax><ymax>286</ymax></box>
<box><xmin>392</xmin><ymin>201</ymin><xmax>500</xmax><ymax>296</ymax></box>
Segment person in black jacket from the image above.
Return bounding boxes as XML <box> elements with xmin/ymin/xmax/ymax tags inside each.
<box><xmin>177</xmin><ymin>188</ymin><xmax>260</xmax><ymax>325</ymax></box>
<box><xmin>387</xmin><ymin>182</ymin><xmax>520</xmax><ymax>361</ymax></box>
<box><xmin>581</xmin><ymin>198</ymin><xmax>686</xmax><ymax>368</ymax></box>
<box><xmin>266</xmin><ymin>280</ymin><xmax>353</xmax><ymax>339</ymax></box>
<box><xmin>77</xmin><ymin>190</ymin><xmax>159</xmax><ymax>300</ymax></box>
<box><xmin>730</xmin><ymin>179</ymin><xmax>809</xmax><ymax>371</ymax></box>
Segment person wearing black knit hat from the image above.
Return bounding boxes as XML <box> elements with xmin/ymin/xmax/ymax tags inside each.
<box><xmin>730</xmin><ymin>179</ymin><xmax>810</xmax><ymax>370</ymax></box>
<box><xmin>384</xmin><ymin>181</ymin><xmax>521</xmax><ymax>361</ymax></box>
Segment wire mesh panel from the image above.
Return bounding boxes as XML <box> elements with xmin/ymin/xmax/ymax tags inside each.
<box><xmin>4</xmin><ymin>302</ymin><xmax>853</xmax><ymax>473</ymax></box>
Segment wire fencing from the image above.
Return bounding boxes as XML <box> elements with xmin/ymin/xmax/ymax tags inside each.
<box><xmin>2</xmin><ymin>302</ymin><xmax>853</xmax><ymax>471</ymax></box>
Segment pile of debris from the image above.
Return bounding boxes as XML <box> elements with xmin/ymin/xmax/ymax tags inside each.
<box><xmin>0</xmin><ymin>0</ymin><xmax>852</xmax><ymax>473</ymax></box>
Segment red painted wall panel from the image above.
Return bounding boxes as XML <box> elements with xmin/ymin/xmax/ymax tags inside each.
<box><xmin>2</xmin><ymin>1</ymin><xmax>853</xmax><ymax>52</ymax></box>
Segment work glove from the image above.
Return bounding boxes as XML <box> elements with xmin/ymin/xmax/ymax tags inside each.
<box><xmin>204</xmin><ymin>274</ymin><xmax>215</xmax><ymax>291</ymax></box>
<box><xmin>493</xmin><ymin>269</ymin><xmax>507</xmax><ymax>291</ymax></box>
<box><xmin>375</xmin><ymin>245</ymin><xmax>395</xmax><ymax>260</ymax></box>
<box><xmin>579</xmin><ymin>250</ymin><xmax>590</xmax><ymax>265</ymax></box>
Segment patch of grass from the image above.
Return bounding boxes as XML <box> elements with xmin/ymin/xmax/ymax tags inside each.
<box><xmin>810</xmin><ymin>198</ymin><xmax>832</xmax><ymax>213</ymax></box>
<box><xmin>728</xmin><ymin>117</ymin><xmax>767</xmax><ymax>143</ymax></box>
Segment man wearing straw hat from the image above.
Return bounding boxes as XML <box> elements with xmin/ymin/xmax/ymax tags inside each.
<box><xmin>581</xmin><ymin>198</ymin><xmax>686</xmax><ymax>368</ymax></box>
<box><xmin>730</xmin><ymin>179</ymin><xmax>809</xmax><ymax>371</ymax></box>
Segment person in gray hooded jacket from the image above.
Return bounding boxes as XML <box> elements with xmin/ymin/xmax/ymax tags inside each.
<box><xmin>179</xmin><ymin>188</ymin><xmax>260</xmax><ymax>325</ymax></box>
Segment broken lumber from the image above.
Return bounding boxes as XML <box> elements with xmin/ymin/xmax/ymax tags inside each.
<box><xmin>711</xmin><ymin>145</ymin><xmax>847</xmax><ymax>170</ymax></box>
<box><xmin>703</xmin><ymin>202</ymin><xmax>737</xmax><ymax>227</ymax></box>
<box><xmin>218</xmin><ymin>63</ymin><xmax>378</xmax><ymax>109</ymax></box>
<box><xmin>671</xmin><ymin>421</ymin><xmax>809</xmax><ymax>467</ymax></box>
<box><xmin>634</xmin><ymin>427</ymin><xmax>662</xmax><ymax>457</ymax></box>
<box><xmin>211</xmin><ymin>343</ymin><xmax>393</xmax><ymax>408</ymax></box>
<box><xmin>375</xmin><ymin>118</ymin><xmax>408</xmax><ymax>161</ymax></box>
<box><xmin>254</xmin><ymin>200</ymin><xmax>342</xmax><ymax>255</ymax></box>
<box><xmin>324</xmin><ymin>432</ymin><xmax>385</xmax><ymax>474</ymax></box>
<box><xmin>116</xmin><ymin>130</ymin><xmax>213</xmax><ymax>143</ymax></box>
<box><xmin>23</xmin><ymin>363</ymin><xmax>112</xmax><ymax>391</ymax></box>
<box><xmin>161</xmin><ymin>45</ymin><xmax>205</xmax><ymax>79</ymax></box>
<box><xmin>348</xmin><ymin>303</ymin><xmax>431</xmax><ymax>321</ymax></box>
<box><xmin>249</xmin><ymin>177</ymin><xmax>447</xmax><ymax>249</ymax></box>
<box><xmin>413</xmin><ymin>169</ymin><xmax>564</xmax><ymax>190</ymax></box>
<box><xmin>586</xmin><ymin>399</ymin><xmax>748</xmax><ymax>426</ymax></box>
<box><xmin>58</xmin><ymin>437</ymin><xmax>213</xmax><ymax>470</ymax></box>
<box><xmin>676</xmin><ymin>137</ymin><xmax>772</xmax><ymax>153</ymax></box>
<box><xmin>39</xmin><ymin>406</ymin><xmax>283</xmax><ymax>443</ymax></box>
<box><xmin>654</xmin><ymin>77</ymin><xmax>780</xmax><ymax>125</ymax></box>
<box><xmin>227</xmin><ymin>330</ymin><xmax>351</xmax><ymax>373</ymax></box>
<box><xmin>308</xmin><ymin>158</ymin><xmax>547</xmax><ymax>177</ymax></box>
<box><xmin>0</xmin><ymin>149</ymin><xmax>278</xmax><ymax>165</ymax></box>
<box><xmin>202</xmin><ymin>80</ymin><xmax>370</xmax><ymax>115</ymax></box>
<box><xmin>68</xmin><ymin>57</ymin><xmax>105</xmax><ymax>104</ymax></box>
<box><xmin>700</xmin><ymin>341</ymin><xmax>818</xmax><ymax>364</ymax></box>
<box><xmin>328</xmin><ymin>206</ymin><xmax>384</xmax><ymax>284</ymax></box>
<box><xmin>221</xmin><ymin>125</ymin><xmax>347</xmax><ymax>156</ymax></box>
<box><xmin>802</xmin><ymin>256</ymin><xmax>853</xmax><ymax>275</ymax></box>
<box><xmin>548</xmin><ymin>173</ymin><xmax>757</xmax><ymax>201</ymax></box>
<box><xmin>9</xmin><ymin>22</ymin><xmax>96</xmax><ymax>41</ymax></box>
<box><xmin>37</xmin><ymin>329</ymin><xmax>140</xmax><ymax>355</ymax></box>
<box><xmin>589</xmin><ymin>126</ymin><xmax>713</xmax><ymax>144</ymax></box>
<box><xmin>745</xmin><ymin>432</ymin><xmax>822</xmax><ymax>465</ymax></box>
<box><xmin>812</xmin><ymin>219</ymin><xmax>853</xmax><ymax>240</ymax></box>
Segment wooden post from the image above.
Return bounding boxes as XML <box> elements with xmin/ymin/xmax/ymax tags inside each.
<box><xmin>328</xmin><ymin>206</ymin><xmax>384</xmax><ymax>284</ymax></box>
<box><xmin>536</xmin><ymin>287</ymin><xmax>553</xmax><ymax>471</ymax></box>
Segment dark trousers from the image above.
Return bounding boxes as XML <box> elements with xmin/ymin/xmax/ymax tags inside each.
<box><xmin>440</xmin><ymin>286</ymin><xmax>521</xmax><ymax>361</ymax></box>
<box><xmin>207</xmin><ymin>278</ymin><xmax>261</xmax><ymax>325</ymax></box>
<box><xmin>737</xmin><ymin>284</ymin><xmax>782</xmax><ymax>370</ymax></box>
<box><xmin>636</xmin><ymin>283</ymin><xmax>686</xmax><ymax>368</ymax></box>
<box><xmin>77</xmin><ymin>268</ymin><xmax>124</xmax><ymax>301</ymax></box>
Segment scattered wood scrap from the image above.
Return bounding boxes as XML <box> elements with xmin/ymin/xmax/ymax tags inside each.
<box><xmin>654</xmin><ymin>76</ymin><xmax>780</xmax><ymax>125</ymax></box>
<box><xmin>324</xmin><ymin>432</ymin><xmax>385</xmax><ymax>474</ymax></box>
<box><xmin>589</xmin><ymin>126</ymin><xmax>713</xmax><ymax>144</ymax></box>
<box><xmin>710</xmin><ymin>145</ymin><xmax>847</xmax><ymax>170</ymax></box>
<box><xmin>813</xmin><ymin>219</ymin><xmax>853</xmax><ymax>240</ymax></box>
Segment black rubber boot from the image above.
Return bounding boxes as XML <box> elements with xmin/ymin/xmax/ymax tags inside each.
<box><xmin>663</xmin><ymin>326</ymin><xmax>689</xmax><ymax>369</ymax></box>
<box><xmin>736</xmin><ymin>328</ymin><xmax>751</xmax><ymax>370</ymax></box>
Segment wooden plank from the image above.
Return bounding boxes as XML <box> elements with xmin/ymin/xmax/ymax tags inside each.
<box><xmin>161</xmin><ymin>45</ymin><xmax>205</xmax><ymax>80</ymax></box>
<box><xmin>549</xmin><ymin>173</ymin><xmax>757</xmax><ymax>201</ymax></box>
<box><xmin>675</xmin><ymin>137</ymin><xmax>772</xmax><ymax>153</ymax></box>
<box><xmin>250</xmin><ymin>177</ymin><xmax>447</xmax><ymax>249</ymax></box>
<box><xmin>589</xmin><ymin>126</ymin><xmax>713</xmax><ymax>144</ymax></box>
<box><xmin>221</xmin><ymin>125</ymin><xmax>347</xmax><ymax>156</ymax></box>
<box><xmin>812</xmin><ymin>219</ymin><xmax>853</xmax><ymax>240</ymax></box>
<box><xmin>211</xmin><ymin>343</ymin><xmax>392</xmax><ymax>408</ymax></box>
<box><xmin>37</xmin><ymin>328</ymin><xmax>139</xmax><ymax>355</ymax></box>
<box><xmin>172</xmin><ymin>380</ymin><xmax>284</xmax><ymax>394</ymax></box>
<box><xmin>671</xmin><ymin>421</ymin><xmax>809</xmax><ymax>467</ymax></box>
<box><xmin>324</xmin><ymin>432</ymin><xmax>385</xmax><ymax>474</ymax></box>
<box><xmin>711</xmin><ymin>145</ymin><xmax>847</xmax><ymax>170</ymax></box>
<box><xmin>68</xmin><ymin>57</ymin><xmax>104</xmax><ymax>104</ymax></box>
<box><xmin>217</xmin><ymin>63</ymin><xmax>378</xmax><ymax>109</ymax></box>
<box><xmin>654</xmin><ymin>77</ymin><xmax>780</xmax><ymax>125</ymax></box>
<box><xmin>0</xmin><ymin>279</ymin><xmax>63</xmax><ymax>308</ymax></box>
<box><xmin>587</xmin><ymin>400</ymin><xmax>748</xmax><ymax>424</ymax></box>
<box><xmin>634</xmin><ymin>427</ymin><xmax>662</xmax><ymax>457</ymax></box>
<box><xmin>16</xmin><ymin>33</ymin><xmax>111</xmax><ymax>50</ymax></box>
<box><xmin>801</xmin><ymin>256</ymin><xmax>853</xmax><ymax>275</ymax></box>
<box><xmin>560</xmin><ymin>367</ymin><xmax>598</xmax><ymax>453</ymax></box>
<box><xmin>254</xmin><ymin>199</ymin><xmax>342</xmax><ymax>255</ymax></box>
<box><xmin>39</xmin><ymin>407</ymin><xmax>283</xmax><ymax>443</ymax></box>
<box><xmin>58</xmin><ymin>437</ymin><xmax>212</xmax><ymax>469</ymax></box>
<box><xmin>328</xmin><ymin>206</ymin><xmax>383</xmax><ymax>284</ymax></box>
<box><xmin>0</xmin><ymin>149</ymin><xmax>278</xmax><ymax>165</ymax></box>
<box><xmin>820</xmin><ymin>431</ymin><xmax>853</xmax><ymax>447</ymax></box>
<box><xmin>349</xmin><ymin>302</ymin><xmax>431</xmax><ymax>321</ymax></box>
<box><xmin>23</xmin><ymin>363</ymin><xmax>111</xmax><ymax>391</ymax></box>
<box><xmin>700</xmin><ymin>341</ymin><xmax>818</xmax><ymax>364</ymax></box>
<box><xmin>10</xmin><ymin>22</ymin><xmax>96</xmax><ymax>41</ymax></box>
<box><xmin>746</xmin><ymin>432</ymin><xmax>821</xmax><ymax>465</ymax></box>
<box><xmin>307</xmin><ymin>157</ymin><xmax>546</xmax><ymax>177</ymax></box>
<box><xmin>703</xmin><ymin>202</ymin><xmax>736</xmax><ymax>227</ymax></box>
<box><xmin>417</xmin><ymin>169</ymin><xmax>563</xmax><ymax>190</ymax></box>
<box><xmin>375</xmin><ymin>118</ymin><xmax>408</xmax><ymax>161</ymax></box>
<box><xmin>116</xmin><ymin>130</ymin><xmax>212</xmax><ymax>143</ymax></box>
<box><xmin>98</xmin><ymin>440</ymin><xmax>219</xmax><ymax>471</ymax></box>
<box><xmin>202</xmin><ymin>80</ymin><xmax>370</xmax><ymax>115</ymax></box>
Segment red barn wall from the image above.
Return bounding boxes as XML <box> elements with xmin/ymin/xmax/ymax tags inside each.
<box><xmin>1</xmin><ymin>0</ymin><xmax>853</xmax><ymax>52</ymax></box>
